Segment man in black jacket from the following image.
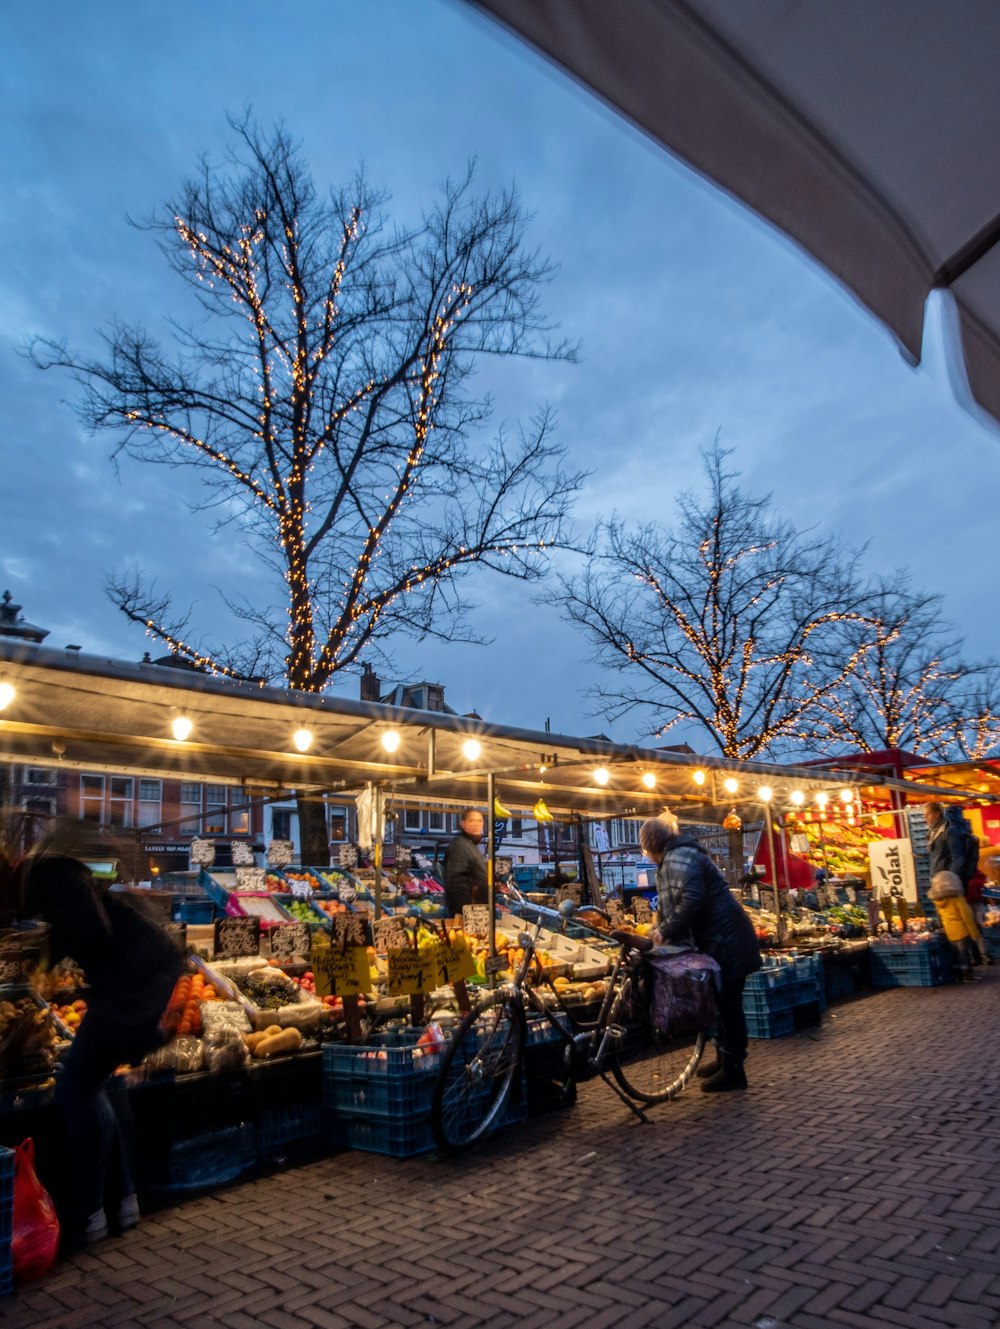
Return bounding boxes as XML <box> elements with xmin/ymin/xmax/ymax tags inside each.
<box><xmin>442</xmin><ymin>808</ymin><xmax>488</xmax><ymax>918</ymax></box>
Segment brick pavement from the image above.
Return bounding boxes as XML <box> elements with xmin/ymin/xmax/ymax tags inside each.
<box><xmin>4</xmin><ymin>970</ymin><xmax>999</xmax><ymax>1329</ymax></box>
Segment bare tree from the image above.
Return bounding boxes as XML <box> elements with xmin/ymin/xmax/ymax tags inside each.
<box><xmin>554</xmin><ymin>443</ymin><xmax>883</xmax><ymax>760</ymax></box>
<box><xmin>31</xmin><ymin>116</ymin><xmax>584</xmax><ymax>860</ymax></box>
<box><xmin>814</xmin><ymin>580</ymin><xmax>1000</xmax><ymax>758</ymax></box>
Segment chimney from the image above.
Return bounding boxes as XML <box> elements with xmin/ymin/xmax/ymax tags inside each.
<box><xmin>360</xmin><ymin>662</ymin><xmax>381</xmax><ymax>703</ymax></box>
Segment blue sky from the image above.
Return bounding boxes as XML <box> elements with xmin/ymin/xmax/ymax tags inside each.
<box><xmin>2</xmin><ymin>0</ymin><xmax>998</xmax><ymax>745</ymax></box>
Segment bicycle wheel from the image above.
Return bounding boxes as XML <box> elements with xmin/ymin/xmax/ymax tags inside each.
<box><xmin>431</xmin><ymin>992</ymin><xmax>526</xmax><ymax>1153</ymax></box>
<box><xmin>610</xmin><ymin>976</ymin><xmax>705</xmax><ymax>1104</ymax></box>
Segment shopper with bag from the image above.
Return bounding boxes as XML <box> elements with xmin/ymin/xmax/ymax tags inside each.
<box><xmin>928</xmin><ymin>869</ymin><xmax>984</xmax><ymax>982</ymax></box>
<box><xmin>25</xmin><ymin>855</ymin><xmax>183</xmax><ymax>1247</ymax></box>
<box><xmin>639</xmin><ymin>813</ymin><xmax>761</xmax><ymax>1093</ymax></box>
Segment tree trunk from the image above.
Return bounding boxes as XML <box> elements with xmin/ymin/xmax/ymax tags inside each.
<box><xmin>297</xmin><ymin>795</ymin><xmax>329</xmax><ymax>867</ymax></box>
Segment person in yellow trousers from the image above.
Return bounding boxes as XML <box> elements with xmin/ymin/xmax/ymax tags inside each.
<box><xmin>929</xmin><ymin>870</ymin><xmax>985</xmax><ymax>981</ymax></box>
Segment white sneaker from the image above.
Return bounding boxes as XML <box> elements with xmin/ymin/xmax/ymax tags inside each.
<box><xmin>83</xmin><ymin>1209</ymin><xmax>109</xmax><ymax>1245</ymax></box>
<box><xmin>116</xmin><ymin>1194</ymin><xmax>141</xmax><ymax>1231</ymax></box>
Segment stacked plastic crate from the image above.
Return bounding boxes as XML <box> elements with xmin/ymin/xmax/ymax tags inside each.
<box><xmin>743</xmin><ymin>955</ymin><xmax>824</xmax><ymax>1037</ymax></box>
<box><xmin>869</xmin><ymin>935</ymin><xmax>953</xmax><ymax>986</ymax></box>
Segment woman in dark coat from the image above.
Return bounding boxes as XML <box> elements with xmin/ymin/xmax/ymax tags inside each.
<box><xmin>26</xmin><ymin>856</ymin><xmax>183</xmax><ymax>1244</ymax></box>
<box><xmin>639</xmin><ymin>814</ymin><xmax>761</xmax><ymax>1092</ymax></box>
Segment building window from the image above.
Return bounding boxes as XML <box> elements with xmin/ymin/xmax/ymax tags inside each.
<box><xmin>229</xmin><ymin>802</ymin><xmax>250</xmax><ymax>836</ymax></box>
<box><xmin>271</xmin><ymin>808</ymin><xmax>293</xmax><ymax>841</ymax></box>
<box><xmin>80</xmin><ymin>774</ymin><xmax>104</xmax><ymax>823</ymax></box>
<box><xmin>137</xmin><ymin>779</ymin><xmax>162</xmax><ymax>829</ymax></box>
<box><xmin>426</xmin><ymin>686</ymin><xmax>444</xmax><ymax>712</ymax></box>
<box><xmin>511</xmin><ymin>818</ymin><xmax>523</xmax><ymax>838</ymax></box>
<box><xmin>329</xmin><ymin>807</ymin><xmax>347</xmax><ymax>842</ymax></box>
<box><xmin>428</xmin><ymin>810</ymin><xmax>444</xmax><ymax>832</ymax></box>
<box><xmin>404</xmin><ymin>808</ymin><xmax>422</xmax><ymax>832</ymax></box>
<box><xmin>108</xmin><ymin>777</ymin><xmax>133</xmax><ymax>827</ymax></box>
<box><xmin>203</xmin><ymin>784</ymin><xmax>228</xmax><ymax>835</ymax></box>
<box><xmin>25</xmin><ymin>767</ymin><xmax>56</xmax><ymax>786</ymax></box>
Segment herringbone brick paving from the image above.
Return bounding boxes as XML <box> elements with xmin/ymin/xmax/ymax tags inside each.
<box><xmin>3</xmin><ymin>971</ymin><xmax>999</xmax><ymax>1329</ymax></box>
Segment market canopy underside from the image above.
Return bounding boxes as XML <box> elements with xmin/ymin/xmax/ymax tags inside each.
<box><xmin>0</xmin><ymin>643</ymin><xmax>984</xmax><ymax>826</ymax></box>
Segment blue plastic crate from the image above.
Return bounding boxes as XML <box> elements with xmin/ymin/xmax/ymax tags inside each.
<box><xmin>0</xmin><ymin>1146</ymin><xmax>12</xmax><ymax>1297</ymax></box>
<box><xmin>256</xmin><ymin>1103</ymin><xmax>324</xmax><ymax>1160</ymax></box>
<box><xmin>742</xmin><ymin>985</ymin><xmax>792</xmax><ymax>1017</ymax></box>
<box><xmin>322</xmin><ymin>1028</ymin><xmax>441</xmax><ymax>1119</ymax></box>
<box><xmin>153</xmin><ymin>1123</ymin><xmax>256</xmax><ymax>1191</ymax></box>
<box><xmin>745</xmin><ymin>1008</ymin><xmax>795</xmax><ymax>1039</ymax></box>
<box><xmin>870</xmin><ymin>938</ymin><xmax>953</xmax><ymax>987</ymax></box>
<box><xmin>173</xmin><ymin>897</ymin><xmax>216</xmax><ymax>924</ymax></box>
<box><xmin>824</xmin><ymin>963</ymin><xmax>856</xmax><ymax>1001</ymax></box>
<box><xmin>328</xmin><ymin>1112</ymin><xmax>437</xmax><ymax>1157</ymax></box>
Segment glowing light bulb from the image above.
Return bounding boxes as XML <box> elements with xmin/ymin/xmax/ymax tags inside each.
<box><xmin>461</xmin><ymin>738</ymin><xmax>482</xmax><ymax>761</ymax></box>
<box><xmin>0</xmin><ymin>682</ymin><xmax>15</xmax><ymax>711</ymax></box>
<box><xmin>758</xmin><ymin>786</ymin><xmax>773</xmax><ymax>802</ymax></box>
<box><xmin>293</xmin><ymin>728</ymin><xmax>312</xmax><ymax>753</ymax></box>
<box><xmin>593</xmin><ymin>767</ymin><xmax>610</xmax><ymax>786</ymax></box>
<box><xmin>693</xmin><ymin>769</ymin><xmax>706</xmax><ymax>786</ymax></box>
<box><xmin>815</xmin><ymin>791</ymin><xmax>828</xmax><ymax>808</ymax></box>
<box><xmin>723</xmin><ymin>777</ymin><xmax>738</xmax><ymax>794</ymax></box>
<box><xmin>171</xmin><ymin>716</ymin><xmax>193</xmax><ymax>742</ymax></box>
<box><xmin>381</xmin><ymin>730</ymin><xmax>401</xmax><ymax>754</ymax></box>
<box><xmin>790</xmin><ymin>790</ymin><xmax>805</xmax><ymax>806</ymax></box>
<box><xmin>642</xmin><ymin>772</ymin><xmax>657</xmax><ymax>789</ymax></box>
<box><xmin>840</xmin><ymin>788</ymin><xmax>855</xmax><ymax>804</ymax></box>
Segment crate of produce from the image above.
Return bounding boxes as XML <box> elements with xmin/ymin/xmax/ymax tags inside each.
<box><xmin>745</xmin><ymin>1007</ymin><xmax>795</xmax><ymax>1040</ymax></box>
<box><xmin>198</xmin><ymin>869</ymin><xmax>237</xmax><ymax>909</ymax></box>
<box><xmin>0</xmin><ymin>1146</ymin><xmax>12</xmax><ymax>1297</ymax></box>
<box><xmin>149</xmin><ymin>1122</ymin><xmax>257</xmax><ymax>1192</ymax></box>
<box><xmin>225</xmin><ymin>892</ymin><xmax>295</xmax><ymax>927</ymax></box>
<box><xmin>869</xmin><ymin>937</ymin><xmax>953</xmax><ymax>987</ymax></box>
<box><xmin>323</xmin><ymin>1027</ymin><xmax>439</xmax><ymax>1157</ymax></box>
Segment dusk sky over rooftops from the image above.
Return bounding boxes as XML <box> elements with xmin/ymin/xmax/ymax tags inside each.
<box><xmin>3</xmin><ymin>0</ymin><xmax>998</xmax><ymax>746</ymax></box>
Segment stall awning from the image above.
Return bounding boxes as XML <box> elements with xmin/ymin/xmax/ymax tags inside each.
<box><xmin>0</xmin><ymin>641</ymin><xmax>931</xmax><ymax>825</ymax></box>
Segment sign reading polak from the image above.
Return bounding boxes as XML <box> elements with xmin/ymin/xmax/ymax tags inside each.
<box><xmin>868</xmin><ymin>839</ymin><xmax>918</xmax><ymax>904</ymax></box>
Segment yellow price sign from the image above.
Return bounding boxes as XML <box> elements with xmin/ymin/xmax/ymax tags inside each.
<box><xmin>435</xmin><ymin>937</ymin><xmax>476</xmax><ymax>986</ymax></box>
<box><xmin>312</xmin><ymin>939</ymin><xmax>373</xmax><ymax>997</ymax></box>
<box><xmin>386</xmin><ymin>946</ymin><xmax>438</xmax><ymax>996</ymax></box>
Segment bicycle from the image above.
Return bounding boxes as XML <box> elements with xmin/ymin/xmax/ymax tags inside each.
<box><xmin>430</xmin><ymin>887</ymin><xmax>705</xmax><ymax>1152</ymax></box>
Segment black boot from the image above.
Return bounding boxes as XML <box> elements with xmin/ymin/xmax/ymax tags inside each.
<box><xmin>696</xmin><ymin>1043</ymin><xmax>721</xmax><ymax>1079</ymax></box>
<box><xmin>701</xmin><ymin>1051</ymin><xmax>748</xmax><ymax>1093</ymax></box>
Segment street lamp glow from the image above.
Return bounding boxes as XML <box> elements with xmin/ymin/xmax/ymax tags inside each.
<box><xmin>642</xmin><ymin>771</ymin><xmax>657</xmax><ymax>789</ymax></box>
<box><xmin>292</xmin><ymin>728</ymin><xmax>313</xmax><ymax>753</ymax></box>
<box><xmin>758</xmin><ymin>786</ymin><xmax>773</xmax><ymax>802</ymax></box>
<box><xmin>0</xmin><ymin>682</ymin><xmax>15</xmax><ymax>711</ymax></box>
<box><xmin>381</xmin><ymin>730</ymin><xmax>401</xmax><ymax>754</ymax></box>
<box><xmin>692</xmin><ymin>769</ymin><xmax>706</xmax><ymax>786</ymax></box>
<box><xmin>723</xmin><ymin>777</ymin><xmax>738</xmax><ymax>794</ymax></box>
<box><xmin>840</xmin><ymin>787</ymin><xmax>855</xmax><ymax>804</ymax></box>
<box><xmin>815</xmin><ymin>791</ymin><xmax>828</xmax><ymax>808</ymax></box>
<box><xmin>171</xmin><ymin>716</ymin><xmax>193</xmax><ymax>741</ymax></box>
<box><xmin>790</xmin><ymin>789</ymin><xmax>805</xmax><ymax>806</ymax></box>
<box><xmin>461</xmin><ymin>738</ymin><xmax>482</xmax><ymax>761</ymax></box>
<box><xmin>593</xmin><ymin>767</ymin><xmax>610</xmax><ymax>786</ymax></box>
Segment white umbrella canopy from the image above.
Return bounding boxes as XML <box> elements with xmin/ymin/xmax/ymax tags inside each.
<box><xmin>467</xmin><ymin>0</ymin><xmax>1000</xmax><ymax>426</ymax></box>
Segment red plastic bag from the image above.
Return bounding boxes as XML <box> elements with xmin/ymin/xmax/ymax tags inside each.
<box><xmin>12</xmin><ymin>1138</ymin><xmax>60</xmax><ymax>1281</ymax></box>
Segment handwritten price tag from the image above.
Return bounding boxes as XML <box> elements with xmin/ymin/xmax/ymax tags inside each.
<box><xmin>331</xmin><ymin>913</ymin><xmax>372</xmax><ymax>948</ymax></box>
<box><xmin>190</xmin><ymin>838</ymin><xmax>216</xmax><ymax>866</ymax></box>
<box><xmin>386</xmin><ymin>946</ymin><xmax>438</xmax><ymax>996</ymax></box>
<box><xmin>312</xmin><ymin>938</ymin><xmax>372</xmax><ymax>997</ymax></box>
<box><xmin>435</xmin><ymin>936</ymin><xmax>476</xmax><ymax>986</ymax></box>
<box><xmin>267</xmin><ymin>839</ymin><xmax>294</xmax><ymax>867</ymax></box>
<box><xmin>462</xmin><ymin>904</ymin><xmax>491</xmax><ymax>937</ymax></box>
<box><xmin>235</xmin><ymin>866</ymin><xmax>267</xmax><ymax>892</ymax></box>
<box><xmin>231</xmin><ymin>841</ymin><xmax>257</xmax><ymax>866</ymax></box>
<box><xmin>372</xmin><ymin>917</ymin><xmax>408</xmax><ymax>951</ymax></box>
<box><xmin>269</xmin><ymin>922</ymin><xmax>312</xmax><ymax>963</ymax></box>
<box><xmin>631</xmin><ymin>897</ymin><xmax>652</xmax><ymax>923</ymax></box>
<box><xmin>214</xmin><ymin>916</ymin><xmax>260</xmax><ymax>957</ymax></box>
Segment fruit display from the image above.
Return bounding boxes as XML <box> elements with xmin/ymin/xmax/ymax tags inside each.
<box><xmin>0</xmin><ymin>993</ymin><xmax>61</xmax><ymax>1084</ymax></box>
<box><xmin>161</xmin><ymin>970</ymin><xmax>227</xmax><ymax>1038</ymax></box>
<box><xmin>785</xmin><ymin>814</ymin><xmax>888</xmax><ymax>879</ymax></box>
<box><xmin>50</xmin><ymin>998</ymin><xmax>88</xmax><ymax>1032</ymax></box>
<box><xmin>280</xmin><ymin>897</ymin><xmax>328</xmax><ymax>926</ymax></box>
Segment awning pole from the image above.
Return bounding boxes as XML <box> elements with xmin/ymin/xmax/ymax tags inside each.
<box><xmin>373</xmin><ymin>786</ymin><xmax>384</xmax><ymax>922</ymax></box>
<box><xmin>487</xmin><ymin>771</ymin><xmax>496</xmax><ymax>972</ymax></box>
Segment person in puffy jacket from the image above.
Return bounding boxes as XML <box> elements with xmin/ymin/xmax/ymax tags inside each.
<box><xmin>442</xmin><ymin>808</ymin><xmax>488</xmax><ymax>918</ymax></box>
<box><xmin>640</xmin><ymin>813</ymin><xmax>761</xmax><ymax>1093</ymax></box>
<box><xmin>26</xmin><ymin>855</ymin><xmax>182</xmax><ymax>1246</ymax></box>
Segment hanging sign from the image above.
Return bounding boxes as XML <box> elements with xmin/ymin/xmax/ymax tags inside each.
<box><xmin>214</xmin><ymin>916</ymin><xmax>260</xmax><ymax>957</ymax></box>
<box><xmin>235</xmin><ymin>866</ymin><xmax>267</xmax><ymax>892</ymax></box>
<box><xmin>631</xmin><ymin>896</ymin><xmax>652</xmax><ymax>923</ymax></box>
<box><xmin>790</xmin><ymin>833</ymin><xmax>811</xmax><ymax>855</ymax></box>
<box><xmin>311</xmin><ymin>936</ymin><xmax>372</xmax><ymax>997</ymax></box>
<box><xmin>386</xmin><ymin>945</ymin><xmax>438</xmax><ymax>996</ymax></box>
<box><xmin>231</xmin><ymin>841</ymin><xmax>256</xmax><ymax>867</ymax></box>
<box><xmin>190</xmin><ymin>838</ymin><xmax>216</xmax><ymax>866</ymax></box>
<box><xmin>462</xmin><ymin>904</ymin><xmax>491</xmax><ymax>937</ymax></box>
<box><xmin>372</xmin><ymin>916</ymin><xmax>408</xmax><ymax>952</ymax></box>
<box><xmin>267</xmin><ymin>839</ymin><xmax>294</xmax><ymax>867</ymax></box>
<box><xmin>868</xmin><ymin>839</ymin><xmax>918</xmax><ymax>904</ymax></box>
<box><xmin>435</xmin><ymin>930</ymin><xmax>477</xmax><ymax>986</ymax></box>
<box><xmin>605</xmin><ymin>898</ymin><xmax>625</xmax><ymax>927</ymax></box>
<box><xmin>268</xmin><ymin>922</ymin><xmax>312</xmax><ymax>964</ymax></box>
<box><xmin>0</xmin><ymin>937</ymin><xmax>27</xmax><ymax>985</ymax></box>
<box><xmin>331</xmin><ymin>913</ymin><xmax>372</xmax><ymax>949</ymax></box>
